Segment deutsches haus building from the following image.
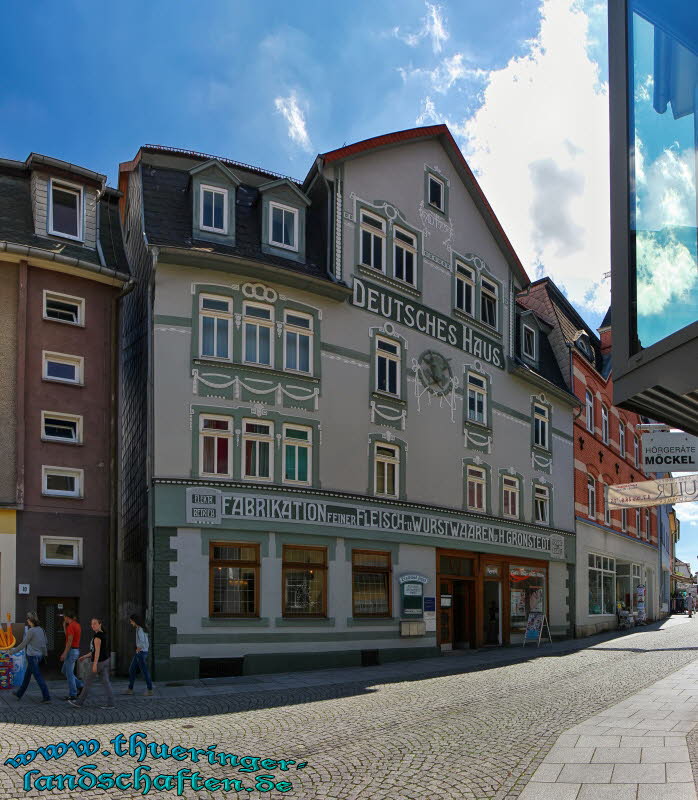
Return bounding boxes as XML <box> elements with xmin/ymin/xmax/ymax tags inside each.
<box><xmin>118</xmin><ymin>126</ymin><xmax>578</xmax><ymax>681</ymax></box>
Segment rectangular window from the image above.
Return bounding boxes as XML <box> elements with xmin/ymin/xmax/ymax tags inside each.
<box><xmin>604</xmin><ymin>487</ymin><xmax>611</xmax><ymax>525</ymax></box>
<box><xmin>455</xmin><ymin>262</ymin><xmax>474</xmax><ymax>316</ymax></box>
<box><xmin>522</xmin><ymin>325</ymin><xmax>536</xmax><ymax>359</ymax></box>
<box><xmin>466</xmin><ymin>466</ymin><xmax>486</xmax><ymax>512</ymax></box>
<box><xmin>42</xmin><ymin>352</ymin><xmax>83</xmax><ymax>385</ymax></box>
<box><xmin>534</xmin><ymin>485</ymin><xmax>550</xmax><ymax>524</ymax></box>
<box><xmin>199</xmin><ymin>295</ymin><xmax>232</xmax><ymax>359</ymax></box>
<box><xmin>374</xmin><ymin>443</ymin><xmax>399</xmax><ymax>498</ymax></box>
<box><xmin>586</xmin><ymin>391</ymin><xmax>594</xmax><ymax>433</ymax></box>
<box><xmin>283</xmin><ymin>425</ymin><xmax>311</xmax><ymax>485</ymax></box>
<box><xmin>533</xmin><ymin>403</ymin><xmax>549</xmax><ymax>449</ymax></box>
<box><xmin>242</xmin><ymin>420</ymin><xmax>273</xmax><ymax>481</ymax></box>
<box><xmin>502</xmin><ymin>476</ymin><xmax>519</xmax><ymax>519</ymax></box>
<box><xmin>284</xmin><ymin>311</ymin><xmax>313</xmax><ymax>373</ymax></box>
<box><xmin>360</xmin><ymin>211</ymin><xmax>385</xmax><ymax>272</ymax></box>
<box><xmin>243</xmin><ymin>303</ymin><xmax>273</xmax><ymax>366</ymax></box>
<box><xmin>480</xmin><ymin>279</ymin><xmax>498</xmax><ymax>329</ymax></box>
<box><xmin>282</xmin><ymin>545</ymin><xmax>327</xmax><ymax>617</ymax></box>
<box><xmin>199</xmin><ymin>416</ymin><xmax>233</xmax><ymax>478</ymax></box>
<box><xmin>200</xmin><ymin>185</ymin><xmax>227</xmax><ymax>233</ymax></box>
<box><xmin>428</xmin><ymin>175</ymin><xmax>444</xmax><ymax>211</ymax></box>
<box><xmin>634</xmin><ymin>436</ymin><xmax>639</xmax><ymax>468</ymax></box>
<box><xmin>645</xmin><ymin>509</ymin><xmax>650</xmax><ymax>538</ymax></box>
<box><xmin>42</xmin><ymin>466</ymin><xmax>83</xmax><ymax>498</ymax></box>
<box><xmin>587</xmin><ymin>475</ymin><xmax>596</xmax><ymax>517</ymax></box>
<box><xmin>621</xmin><ymin>508</ymin><xmax>627</xmax><ymax>532</ymax></box>
<box><xmin>40</xmin><ymin>536</ymin><xmax>82</xmax><ymax>566</ymax></box>
<box><xmin>270</xmin><ymin>202</ymin><xmax>298</xmax><ymax>250</ymax></box>
<box><xmin>393</xmin><ymin>227</ymin><xmax>416</xmax><ymax>286</ymax></box>
<box><xmin>41</xmin><ymin>411</ymin><xmax>81</xmax><ymax>443</ymax></box>
<box><xmin>601</xmin><ymin>405</ymin><xmax>610</xmax><ymax>444</ymax></box>
<box><xmin>209</xmin><ymin>543</ymin><xmax>259</xmax><ymax>617</ymax></box>
<box><xmin>43</xmin><ymin>290</ymin><xmax>84</xmax><ymax>326</ymax></box>
<box><xmin>352</xmin><ymin>551</ymin><xmax>391</xmax><ymax>617</ymax></box>
<box><xmin>588</xmin><ymin>553</ymin><xmax>616</xmax><ymax>615</ymax></box>
<box><xmin>376</xmin><ymin>337</ymin><xmax>400</xmax><ymax>397</ymax></box>
<box><xmin>510</xmin><ymin>566</ymin><xmax>546</xmax><ymax>631</ymax></box>
<box><xmin>49</xmin><ymin>180</ymin><xmax>82</xmax><ymax>240</ymax></box>
<box><xmin>619</xmin><ymin>423</ymin><xmax>625</xmax><ymax>457</ymax></box>
<box><xmin>467</xmin><ymin>373</ymin><xmax>487</xmax><ymax>425</ymax></box>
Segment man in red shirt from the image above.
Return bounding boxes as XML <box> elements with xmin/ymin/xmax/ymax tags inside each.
<box><xmin>60</xmin><ymin>611</ymin><xmax>84</xmax><ymax>700</ymax></box>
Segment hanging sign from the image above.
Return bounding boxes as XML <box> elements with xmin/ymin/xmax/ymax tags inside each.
<box><xmin>643</xmin><ymin>431</ymin><xmax>698</xmax><ymax>472</ymax></box>
<box><xmin>607</xmin><ymin>474</ymin><xmax>698</xmax><ymax>508</ymax></box>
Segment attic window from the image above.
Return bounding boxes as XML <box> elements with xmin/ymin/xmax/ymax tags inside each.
<box><xmin>49</xmin><ymin>179</ymin><xmax>82</xmax><ymax>241</ymax></box>
<box><xmin>270</xmin><ymin>202</ymin><xmax>298</xmax><ymax>251</ymax></box>
<box><xmin>578</xmin><ymin>336</ymin><xmax>591</xmax><ymax>357</ymax></box>
<box><xmin>200</xmin><ymin>185</ymin><xmax>227</xmax><ymax>233</ymax></box>
<box><xmin>522</xmin><ymin>324</ymin><xmax>536</xmax><ymax>360</ymax></box>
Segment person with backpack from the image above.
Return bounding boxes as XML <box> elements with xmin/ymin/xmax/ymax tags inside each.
<box><xmin>7</xmin><ymin>612</ymin><xmax>50</xmax><ymax>703</ymax></box>
<box><xmin>59</xmin><ymin>611</ymin><xmax>84</xmax><ymax>700</ymax></box>
<box><xmin>124</xmin><ymin>614</ymin><xmax>153</xmax><ymax>696</ymax></box>
<box><xmin>68</xmin><ymin>618</ymin><xmax>114</xmax><ymax>709</ymax></box>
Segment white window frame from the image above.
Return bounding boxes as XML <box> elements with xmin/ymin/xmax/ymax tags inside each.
<box><xmin>522</xmin><ymin>324</ymin><xmax>536</xmax><ymax>360</ymax></box>
<box><xmin>269</xmin><ymin>201</ymin><xmax>299</xmax><ymax>252</ymax></box>
<box><xmin>634</xmin><ymin>436</ymin><xmax>639</xmax><ymax>468</ymax></box>
<box><xmin>604</xmin><ymin>486</ymin><xmax>611</xmax><ymax>525</ymax></box>
<box><xmin>243</xmin><ymin>302</ymin><xmax>274</xmax><ymax>368</ymax></box>
<box><xmin>242</xmin><ymin>419</ymin><xmax>274</xmax><ymax>481</ymax></box>
<box><xmin>466</xmin><ymin>372</ymin><xmax>487</xmax><ymax>425</ymax></box>
<box><xmin>392</xmin><ymin>226</ymin><xmax>417</xmax><ymax>286</ymax></box>
<box><xmin>635</xmin><ymin>507</ymin><xmax>641</xmax><ymax>534</ymax></box>
<box><xmin>585</xmin><ymin>390</ymin><xmax>594</xmax><ymax>433</ymax></box>
<box><xmin>48</xmin><ymin>177</ymin><xmax>83</xmax><ymax>241</ymax></box>
<box><xmin>601</xmin><ymin>405</ymin><xmax>610</xmax><ymax>444</ymax></box>
<box><xmin>282</xmin><ymin>424</ymin><xmax>312</xmax><ymax>486</ymax></box>
<box><xmin>199</xmin><ymin>184</ymin><xmax>228</xmax><ymax>234</ymax></box>
<box><xmin>42</xmin><ymin>290</ymin><xmax>85</xmax><ymax>327</ymax></box>
<box><xmin>480</xmin><ymin>278</ymin><xmax>498</xmax><ymax>330</ymax></box>
<box><xmin>199</xmin><ymin>415</ymin><xmax>233</xmax><ymax>478</ymax></box>
<box><xmin>375</xmin><ymin>336</ymin><xmax>401</xmax><ymax>397</ymax></box>
<box><xmin>619</xmin><ymin>423</ymin><xmax>625</xmax><ymax>457</ymax></box>
<box><xmin>587</xmin><ymin>475</ymin><xmax>596</xmax><ymax>517</ymax></box>
<box><xmin>41</xmin><ymin>411</ymin><xmax>82</xmax><ymax>444</ymax></box>
<box><xmin>359</xmin><ymin>210</ymin><xmax>386</xmax><ymax>272</ymax></box>
<box><xmin>534</xmin><ymin>484</ymin><xmax>550</xmax><ymax>525</ymax></box>
<box><xmin>645</xmin><ymin>509</ymin><xmax>650</xmax><ymax>539</ymax></box>
<box><xmin>588</xmin><ymin>553</ymin><xmax>616</xmax><ymax>616</ymax></box>
<box><xmin>199</xmin><ymin>294</ymin><xmax>233</xmax><ymax>360</ymax></box>
<box><xmin>42</xmin><ymin>351</ymin><xmax>83</xmax><ymax>385</ymax></box>
<box><xmin>533</xmin><ymin>403</ymin><xmax>549</xmax><ymax>449</ymax></box>
<box><xmin>283</xmin><ymin>310</ymin><xmax>313</xmax><ymax>375</ymax></box>
<box><xmin>41</xmin><ymin>466</ymin><xmax>83</xmax><ymax>498</ymax></box>
<box><xmin>466</xmin><ymin>465</ymin><xmax>486</xmax><ymax>512</ymax></box>
<box><xmin>502</xmin><ymin>476</ymin><xmax>519</xmax><ymax>519</ymax></box>
<box><xmin>40</xmin><ymin>536</ymin><xmax>83</xmax><ymax>567</ymax></box>
<box><xmin>455</xmin><ymin>262</ymin><xmax>475</xmax><ymax>317</ymax></box>
<box><xmin>374</xmin><ymin>442</ymin><xmax>399</xmax><ymax>498</ymax></box>
<box><xmin>428</xmin><ymin>174</ymin><xmax>444</xmax><ymax>211</ymax></box>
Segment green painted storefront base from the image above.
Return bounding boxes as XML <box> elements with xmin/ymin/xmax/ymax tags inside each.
<box><xmin>155</xmin><ymin>645</ymin><xmax>442</xmax><ymax>681</ymax></box>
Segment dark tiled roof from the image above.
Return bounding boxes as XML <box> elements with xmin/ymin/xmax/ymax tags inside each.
<box><xmin>140</xmin><ymin>164</ymin><xmax>327</xmax><ymax>280</ymax></box>
<box><xmin>514</xmin><ymin>309</ymin><xmax>569</xmax><ymax>394</ymax></box>
<box><xmin>599</xmin><ymin>306</ymin><xmax>611</xmax><ymax>329</ymax></box>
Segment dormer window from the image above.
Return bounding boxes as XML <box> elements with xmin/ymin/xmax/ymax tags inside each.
<box><xmin>269</xmin><ymin>202</ymin><xmax>298</xmax><ymax>251</ymax></box>
<box><xmin>48</xmin><ymin>179</ymin><xmax>82</xmax><ymax>241</ymax></box>
<box><xmin>578</xmin><ymin>335</ymin><xmax>591</xmax><ymax>358</ymax></box>
<box><xmin>428</xmin><ymin>174</ymin><xmax>444</xmax><ymax>211</ymax></box>
<box><xmin>200</xmin><ymin>185</ymin><xmax>227</xmax><ymax>233</ymax></box>
<box><xmin>522</xmin><ymin>324</ymin><xmax>536</xmax><ymax>360</ymax></box>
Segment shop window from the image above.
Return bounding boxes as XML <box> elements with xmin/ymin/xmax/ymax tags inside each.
<box><xmin>588</xmin><ymin>553</ymin><xmax>616</xmax><ymax>615</ymax></box>
<box><xmin>352</xmin><ymin>551</ymin><xmax>391</xmax><ymax>617</ymax></box>
<box><xmin>282</xmin><ymin>424</ymin><xmax>312</xmax><ymax>485</ymax></box>
<box><xmin>199</xmin><ymin>415</ymin><xmax>233</xmax><ymax>478</ymax></box>
<box><xmin>615</xmin><ymin>562</ymin><xmax>642</xmax><ymax>612</ymax></box>
<box><xmin>466</xmin><ymin>372</ymin><xmax>487</xmax><ymax>425</ymax></box>
<box><xmin>585</xmin><ymin>390</ymin><xmax>594</xmax><ymax>433</ymax></box>
<box><xmin>510</xmin><ymin>566</ymin><xmax>546</xmax><ymax>632</ymax></box>
<box><xmin>533</xmin><ymin>403</ymin><xmax>549</xmax><ymax>449</ymax></box>
<box><xmin>243</xmin><ymin>302</ymin><xmax>274</xmax><ymax>367</ymax></box>
<box><xmin>242</xmin><ymin>420</ymin><xmax>273</xmax><ymax>481</ymax></box>
<box><xmin>455</xmin><ymin>262</ymin><xmax>475</xmax><ymax>316</ymax></box>
<box><xmin>534</xmin><ymin>485</ymin><xmax>549</xmax><ymax>525</ymax></box>
<box><xmin>40</xmin><ymin>536</ymin><xmax>82</xmax><ymax>567</ymax></box>
<box><xmin>209</xmin><ymin>543</ymin><xmax>259</xmax><ymax>617</ymax></box>
<box><xmin>587</xmin><ymin>475</ymin><xmax>596</xmax><ymax>517</ymax></box>
<box><xmin>374</xmin><ymin>442</ymin><xmax>399</xmax><ymax>498</ymax></box>
<box><xmin>466</xmin><ymin>465</ymin><xmax>486</xmax><ymax>512</ymax></box>
<box><xmin>601</xmin><ymin>405</ymin><xmax>610</xmax><ymax>444</ymax></box>
<box><xmin>502</xmin><ymin>476</ymin><xmax>519</xmax><ymax>519</ymax></box>
<box><xmin>283</xmin><ymin>310</ymin><xmax>313</xmax><ymax>374</ymax></box>
<box><xmin>200</xmin><ymin>295</ymin><xmax>232</xmax><ymax>360</ymax></box>
<box><xmin>360</xmin><ymin>210</ymin><xmax>386</xmax><ymax>272</ymax></box>
<box><xmin>375</xmin><ymin>336</ymin><xmax>401</xmax><ymax>397</ymax></box>
<box><xmin>43</xmin><ymin>290</ymin><xmax>84</xmax><ymax>326</ymax></box>
<box><xmin>282</xmin><ymin>545</ymin><xmax>327</xmax><ymax>617</ymax></box>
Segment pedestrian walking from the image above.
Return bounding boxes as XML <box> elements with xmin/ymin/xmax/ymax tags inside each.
<box><xmin>59</xmin><ymin>611</ymin><xmax>84</xmax><ymax>700</ymax></box>
<box><xmin>6</xmin><ymin>612</ymin><xmax>50</xmax><ymax>703</ymax></box>
<box><xmin>688</xmin><ymin>594</ymin><xmax>695</xmax><ymax>619</ymax></box>
<box><xmin>68</xmin><ymin>618</ymin><xmax>114</xmax><ymax>709</ymax></box>
<box><xmin>124</xmin><ymin>614</ymin><xmax>154</xmax><ymax>696</ymax></box>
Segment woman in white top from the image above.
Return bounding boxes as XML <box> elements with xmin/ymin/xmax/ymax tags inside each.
<box><xmin>124</xmin><ymin>614</ymin><xmax>153</xmax><ymax>695</ymax></box>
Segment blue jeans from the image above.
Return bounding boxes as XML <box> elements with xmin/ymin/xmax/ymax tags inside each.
<box><xmin>62</xmin><ymin>648</ymin><xmax>83</xmax><ymax>697</ymax></box>
<box><xmin>16</xmin><ymin>655</ymin><xmax>50</xmax><ymax>700</ymax></box>
<box><xmin>128</xmin><ymin>651</ymin><xmax>153</xmax><ymax>690</ymax></box>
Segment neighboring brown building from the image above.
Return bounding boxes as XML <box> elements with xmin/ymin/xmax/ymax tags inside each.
<box><xmin>0</xmin><ymin>154</ymin><xmax>130</xmax><ymax>660</ymax></box>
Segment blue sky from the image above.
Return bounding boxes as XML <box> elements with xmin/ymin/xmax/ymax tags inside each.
<box><xmin>3</xmin><ymin>0</ymin><xmax>697</xmax><ymax>570</ymax></box>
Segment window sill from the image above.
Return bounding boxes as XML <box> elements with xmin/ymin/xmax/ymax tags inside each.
<box><xmin>47</xmin><ymin>229</ymin><xmax>84</xmax><ymax>244</ymax></box>
<box><xmin>532</xmin><ymin>445</ymin><xmax>552</xmax><ymax>457</ymax></box>
<box><xmin>346</xmin><ymin>617</ymin><xmax>396</xmax><ymax>626</ymax></box>
<box><xmin>193</xmin><ymin>359</ymin><xmax>319</xmax><ymax>383</ymax></box>
<box><xmin>275</xmin><ymin>617</ymin><xmax>334</xmax><ymax>626</ymax></box>
<box><xmin>42</xmin><ymin>378</ymin><xmax>83</xmax><ymax>387</ymax></box>
<box><xmin>452</xmin><ymin>307</ymin><xmax>502</xmax><ymax>339</ymax></box>
<box><xmin>371</xmin><ymin>391</ymin><xmax>406</xmax><ymax>406</ymax></box>
<box><xmin>357</xmin><ymin>265</ymin><xmax>420</xmax><ymax>297</ymax></box>
<box><xmin>464</xmin><ymin>420</ymin><xmax>492</xmax><ymax>433</ymax></box>
<box><xmin>202</xmin><ymin>617</ymin><xmax>269</xmax><ymax>627</ymax></box>
<box><xmin>42</xmin><ymin>316</ymin><xmax>85</xmax><ymax>328</ymax></box>
<box><xmin>41</xmin><ymin>438</ymin><xmax>83</xmax><ymax>446</ymax></box>
<box><xmin>40</xmin><ymin>562</ymin><xmax>83</xmax><ymax>568</ymax></box>
<box><xmin>41</xmin><ymin>492</ymin><xmax>83</xmax><ymax>500</ymax></box>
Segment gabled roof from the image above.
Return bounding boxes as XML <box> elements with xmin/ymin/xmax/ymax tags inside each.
<box><xmin>598</xmin><ymin>307</ymin><xmax>612</xmax><ymax>331</ymax></box>
<box><xmin>189</xmin><ymin>158</ymin><xmax>241</xmax><ymax>186</ymax></box>
<box><xmin>258</xmin><ymin>178</ymin><xmax>311</xmax><ymax>206</ymax></box>
<box><xmin>312</xmin><ymin>125</ymin><xmax>530</xmax><ymax>289</ymax></box>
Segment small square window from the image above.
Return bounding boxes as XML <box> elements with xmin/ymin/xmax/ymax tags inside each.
<box><xmin>40</xmin><ymin>536</ymin><xmax>82</xmax><ymax>566</ymax></box>
<box><xmin>428</xmin><ymin>175</ymin><xmax>444</xmax><ymax>211</ymax></box>
<box><xmin>42</xmin><ymin>467</ymin><xmax>83</xmax><ymax>498</ymax></box>
<box><xmin>269</xmin><ymin>202</ymin><xmax>298</xmax><ymax>251</ymax></box>
<box><xmin>41</xmin><ymin>412</ymin><xmax>82</xmax><ymax>443</ymax></box>
<box><xmin>42</xmin><ymin>352</ymin><xmax>83</xmax><ymax>385</ymax></box>
<box><xmin>522</xmin><ymin>325</ymin><xmax>536</xmax><ymax>359</ymax></box>
<box><xmin>43</xmin><ymin>291</ymin><xmax>84</xmax><ymax>326</ymax></box>
<box><xmin>49</xmin><ymin>180</ymin><xmax>82</xmax><ymax>241</ymax></box>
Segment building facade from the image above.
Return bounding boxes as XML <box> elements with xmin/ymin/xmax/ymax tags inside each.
<box><xmin>119</xmin><ymin>126</ymin><xmax>578</xmax><ymax>681</ymax></box>
<box><xmin>0</xmin><ymin>154</ymin><xmax>130</xmax><ymax>658</ymax></box>
<box><xmin>519</xmin><ymin>282</ymin><xmax>663</xmax><ymax>635</ymax></box>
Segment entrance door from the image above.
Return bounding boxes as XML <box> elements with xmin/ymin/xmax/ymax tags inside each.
<box><xmin>439</xmin><ymin>579</ymin><xmax>454</xmax><ymax>650</ymax></box>
<box><xmin>483</xmin><ymin>580</ymin><xmax>502</xmax><ymax>645</ymax></box>
<box><xmin>453</xmin><ymin>581</ymin><xmax>475</xmax><ymax>648</ymax></box>
<box><xmin>37</xmin><ymin>597</ymin><xmax>79</xmax><ymax>668</ymax></box>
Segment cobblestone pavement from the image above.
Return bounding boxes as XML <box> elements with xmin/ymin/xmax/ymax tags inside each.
<box><xmin>2</xmin><ymin>617</ymin><xmax>698</xmax><ymax>800</ymax></box>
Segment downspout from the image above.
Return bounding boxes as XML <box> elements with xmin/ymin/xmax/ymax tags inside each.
<box><xmin>318</xmin><ymin>158</ymin><xmax>334</xmax><ymax>281</ymax></box>
<box><xmin>146</xmin><ymin>247</ymin><xmax>158</xmax><ymax>645</ymax></box>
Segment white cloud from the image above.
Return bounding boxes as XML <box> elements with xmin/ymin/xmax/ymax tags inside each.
<box><xmin>636</xmin><ymin>143</ymin><xmax>697</xmax><ymax>229</ymax></box>
<box><xmin>402</xmin><ymin>53</ymin><xmax>487</xmax><ymax>95</ymax></box>
<box><xmin>677</xmin><ymin>502</ymin><xmax>698</xmax><ymax>524</ymax></box>
<box><xmin>635</xmin><ymin>231</ymin><xmax>697</xmax><ymax>314</ymax></box>
<box><xmin>274</xmin><ymin>91</ymin><xmax>312</xmax><ymax>152</ymax></box>
<box><xmin>394</xmin><ymin>2</ymin><xmax>449</xmax><ymax>54</ymax></box>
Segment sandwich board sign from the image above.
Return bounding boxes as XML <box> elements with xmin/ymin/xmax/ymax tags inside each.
<box><xmin>523</xmin><ymin>612</ymin><xmax>552</xmax><ymax>647</ymax></box>
<box><xmin>643</xmin><ymin>431</ymin><xmax>698</xmax><ymax>472</ymax></box>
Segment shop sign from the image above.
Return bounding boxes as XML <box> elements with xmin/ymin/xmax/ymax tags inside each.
<box><xmin>642</xmin><ymin>431</ymin><xmax>698</xmax><ymax>472</ymax></box>
<box><xmin>351</xmin><ymin>277</ymin><xmax>505</xmax><ymax>370</ymax></box>
<box><xmin>399</xmin><ymin>574</ymin><xmax>429</xmax><ymax>584</ymax></box>
<box><xmin>186</xmin><ymin>489</ymin><xmax>567</xmax><ymax>558</ymax></box>
<box><xmin>607</xmin><ymin>474</ymin><xmax>698</xmax><ymax>508</ymax></box>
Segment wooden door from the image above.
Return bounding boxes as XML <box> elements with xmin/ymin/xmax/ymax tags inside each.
<box><xmin>439</xmin><ymin>579</ymin><xmax>453</xmax><ymax>649</ymax></box>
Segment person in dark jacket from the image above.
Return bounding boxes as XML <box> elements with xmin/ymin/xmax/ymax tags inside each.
<box><xmin>7</xmin><ymin>612</ymin><xmax>50</xmax><ymax>702</ymax></box>
<box><xmin>69</xmin><ymin>618</ymin><xmax>114</xmax><ymax>709</ymax></box>
<box><xmin>124</xmin><ymin>614</ymin><xmax>154</xmax><ymax>695</ymax></box>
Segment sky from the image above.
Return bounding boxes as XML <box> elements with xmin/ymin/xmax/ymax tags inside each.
<box><xmin>2</xmin><ymin>0</ymin><xmax>696</xmax><ymax>571</ymax></box>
